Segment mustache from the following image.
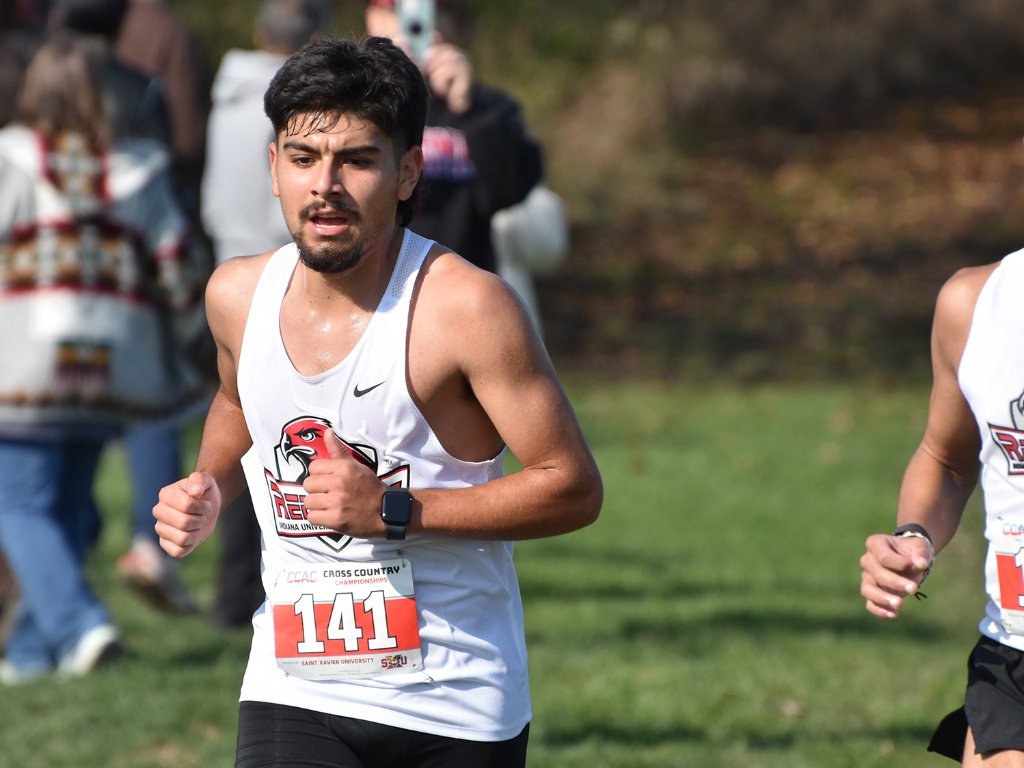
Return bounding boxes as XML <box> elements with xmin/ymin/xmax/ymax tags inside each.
<box><xmin>299</xmin><ymin>201</ymin><xmax>359</xmax><ymax>222</ymax></box>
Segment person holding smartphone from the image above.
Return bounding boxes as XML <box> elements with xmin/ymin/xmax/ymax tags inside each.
<box><xmin>365</xmin><ymin>0</ymin><xmax>543</xmax><ymax>275</ymax></box>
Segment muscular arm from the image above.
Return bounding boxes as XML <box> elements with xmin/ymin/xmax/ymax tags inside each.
<box><xmin>153</xmin><ymin>254</ymin><xmax>264</xmax><ymax>557</ymax></box>
<box><xmin>416</xmin><ymin>270</ymin><xmax>601</xmax><ymax>539</ymax></box>
<box><xmin>896</xmin><ymin>264</ymin><xmax>993</xmax><ymax>550</ymax></box>
<box><xmin>190</xmin><ymin>256</ymin><xmax>261</xmax><ymax>496</ymax></box>
<box><xmin>304</xmin><ymin>251</ymin><xmax>602</xmax><ymax>541</ymax></box>
<box><xmin>860</xmin><ymin>262</ymin><xmax>994</xmax><ymax>617</ymax></box>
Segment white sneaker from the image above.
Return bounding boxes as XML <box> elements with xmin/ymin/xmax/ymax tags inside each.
<box><xmin>116</xmin><ymin>536</ymin><xmax>198</xmax><ymax>614</ymax></box>
<box><xmin>57</xmin><ymin>624</ymin><xmax>121</xmax><ymax>678</ymax></box>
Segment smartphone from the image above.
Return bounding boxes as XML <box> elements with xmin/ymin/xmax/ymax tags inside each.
<box><xmin>397</xmin><ymin>0</ymin><xmax>435</xmax><ymax>64</ymax></box>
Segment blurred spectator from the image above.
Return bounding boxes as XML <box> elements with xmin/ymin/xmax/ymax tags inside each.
<box><xmin>50</xmin><ymin>0</ymin><xmax>170</xmax><ymax>143</ymax></box>
<box><xmin>368</xmin><ymin>1</ymin><xmax>567</xmax><ymax>330</ymax></box>
<box><xmin>50</xmin><ymin>0</ymin><xmax>202</xmax><ymax>614</ymax></box>
<box><xmin>202</xmin><ymin>0</ymin><xmax>325</xmax><ymax>264</ymax></box>
<box><xmin>0</xmin><ymin>30</ymin><xmax>205</xmax><ymax>682</ymax></box>
<box><xmin>365</xmin><ymin>0</ymin><xmax>543</xmax><ymax>274</ymax></box>
<box><xmin>116</xmin><ymin>0</ymin><xmax>211</xmax><ymax>221</ymax></box>
<box><xmin>201</xmin><ymin>0</ymin><xmax>330</xmax><ymax>628</ymax></box>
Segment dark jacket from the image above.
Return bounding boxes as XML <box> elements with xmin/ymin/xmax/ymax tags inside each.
<box><xmin>99</xmin><ymin>53</ymin><xmax>171</xmax><ymax>145</ymax></box>
<box><xmin>413</xmin><ymin>84</ymin><xmax>543</xmax><ymax>273</ymax></box>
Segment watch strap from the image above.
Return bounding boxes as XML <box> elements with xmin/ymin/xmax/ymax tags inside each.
<box><xmin>892</xmin><ymin>523</ymin><xmax>932</xmax><ymax>544</ymax></box>
<box><xmin>892</xmin><ymin>523</ymin><xmax>935</xmax><ymax>593</ymax></box>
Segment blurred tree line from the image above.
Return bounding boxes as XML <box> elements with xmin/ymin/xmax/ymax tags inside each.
<box><xmin>173</xmin><ymin>0</ymin><xmax>1024</xmax><ymax>382</ymax></box>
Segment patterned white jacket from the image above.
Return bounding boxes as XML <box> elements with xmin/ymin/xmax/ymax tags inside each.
<box><xmin>0</xmin><ymin>125</ymin><xmax>208</xmax><ymax>438</ymax></box>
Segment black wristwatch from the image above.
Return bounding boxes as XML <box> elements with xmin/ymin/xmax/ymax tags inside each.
<box><xmin>380</xmin><ymin>487</ymin><xmax>413</xmax><ymax>540</ymax></box>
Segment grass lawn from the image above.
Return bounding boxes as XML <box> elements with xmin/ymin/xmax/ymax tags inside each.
<box><xmin>0</xmin><ymin>380</ymin><xmax>985</xmax><ymax>767</ymax></box>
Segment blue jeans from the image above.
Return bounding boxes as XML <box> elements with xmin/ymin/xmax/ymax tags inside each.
<box><xmin>124</xmin><ymin>423</ymin><xmax>181</xmax><ymax>546</ymax></box>
<box><xmin>0</xmin><ymin>439</ymin><xmax>111</xmax><ymax>670</ymax></box>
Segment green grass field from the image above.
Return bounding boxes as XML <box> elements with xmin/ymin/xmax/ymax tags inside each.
<box><xmin>0</xmin><ymin>381</ymin><xmax>986</xmax><ymax>767</ymax></box>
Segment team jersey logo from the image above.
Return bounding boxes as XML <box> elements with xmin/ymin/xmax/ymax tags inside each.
<box><xmin>990</xmin><ymin>390</ymin><xmax>1024</xmax><ymax>475</ymax></box>
<box><xmin>264</xmin><ymin>416</ymin><xmax>411</xmax><ymax>551</ymax></box>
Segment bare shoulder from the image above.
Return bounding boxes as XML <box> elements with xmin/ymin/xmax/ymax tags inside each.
<box><xmin>409</xmin><ymin>243</ymin><xmax>553</xmax><ymax>390</ymax></box>
<box><xmin>414</xmin><ymin>245</ymin><xmax>532</xmax><ymax>340</ymax></box>
<box><xmin>937</xmin><ymin>261</ymin><xmax>1000</xmax><ymax>312</ymax></box>
<box><xmin>205</xmin><ymin>251</ymin><xmax>277</xmax><ymax>350</ymax></box>
<box><xmin>932</xmin><ymin>260</ymin><xmax>1001</xmax><ymax>371</ymax></box>
<box><xmin>207</xmin><ymin>252</ymin><xmax>276</xmax><ymax>310</ymax></box>
<box><xmin>207</xmin><ymin>252</ymin><xmax>274</xmax><ymax>301</ymax></box>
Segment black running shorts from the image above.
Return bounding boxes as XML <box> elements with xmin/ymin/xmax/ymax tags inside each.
<box><xmin>235</xmin><ymin>701</ymin><xmax>530</xmax><ymax>768</ymax></box>
<box><xmin>929</xmin><ymin>634</ymin><xmax>1024</xmax><ymax>761</ymax></box>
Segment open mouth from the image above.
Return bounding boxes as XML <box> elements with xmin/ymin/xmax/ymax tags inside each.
<box><xmin>301</xmin><ymin>200</ymin><xmax>357</xmax><ymax>234</ymax></box>
<box><xmin>309</xmin><ymin>210</ymin><xmax>351</xmax><ymax>236</ymax></box>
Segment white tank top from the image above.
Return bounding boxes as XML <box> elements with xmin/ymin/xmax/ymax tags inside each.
<box><xmin>959</xmin><ymin>249</ymin><xmax>1024</xmax><ymax>650</ymax></box>
<box><xmin>234</xmin><ymin>231</ymin><xmax>530</xmax><ymax>741</ymax></box>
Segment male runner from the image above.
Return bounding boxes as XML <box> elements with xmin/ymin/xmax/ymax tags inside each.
<box><xmin>153</xmin><ymin>36</ymin><xmax>602</xmax><ymax>767</ymax></box>
<box><xmin>861</xmin><ymin>251</ymin><xmax>1024</xmax><ymax>766</ymax></box>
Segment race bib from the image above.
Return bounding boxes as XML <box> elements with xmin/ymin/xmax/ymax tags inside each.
<box><xmin>270</xmin><ymin>558</ymin><xmax>423</xmax><ymax>679</ymax></box>
<box><xmin>995</xmin><ymin>517</ymin><xmax>1024</xmax><ymax>634</ymax></box>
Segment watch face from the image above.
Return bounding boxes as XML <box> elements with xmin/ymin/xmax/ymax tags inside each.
<box><xmin>382</xmin><ymin>489</ymin><xmax>412</xmax><ymax>526</ymax></box>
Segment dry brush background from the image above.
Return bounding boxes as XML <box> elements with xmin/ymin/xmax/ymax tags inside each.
<box><xmin>178</xmin><ymin>0</ymin><xmax>1024</xmax><ymax>381</ymax></box>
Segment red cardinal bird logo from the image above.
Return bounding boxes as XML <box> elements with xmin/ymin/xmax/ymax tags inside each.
<box><xmin>264</xmin><ymin>416</ymin><xmax>407</xmax><ymax>553</ymax></box>
<box><xmin>274</xmin><ymin>416</ymin><xmax>376</xmax><ymax>482</ymax></box>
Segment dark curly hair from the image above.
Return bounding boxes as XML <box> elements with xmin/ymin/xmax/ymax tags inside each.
<box><xmin>264</xmin><ymin>36</ymin><xmax>428</xmax><ymax>227</ymax></box>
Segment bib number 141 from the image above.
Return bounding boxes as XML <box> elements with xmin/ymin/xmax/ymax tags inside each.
<box><xmin>293</xmin><ymin>590</ymin><xmax>397</xmax><ymax>653</ymax></box>
<box><xmin>272</xmin><ymin>559</ymin><xmax>422</xmax><ymax>679</ymax></box>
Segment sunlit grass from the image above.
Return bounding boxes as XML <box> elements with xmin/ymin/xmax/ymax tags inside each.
<box><xmin>0</xmin><ymin>381</ymin><xmax>985</xmax><ymax>766</ymax></box>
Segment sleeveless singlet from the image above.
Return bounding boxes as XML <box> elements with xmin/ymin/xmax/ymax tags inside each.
<box><xmin>959</xmin><ymin>249</ymin><xmax>1024</xmax><ymax>651</ymax></box>
<box><xmin>234</xmin><ymin>231</ymin><xmax>531</xmax><ymax>741</ymax></box>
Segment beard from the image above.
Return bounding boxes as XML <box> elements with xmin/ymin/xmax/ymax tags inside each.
<box><xmin>293</xmin><ymin>201</ymin><xmax>365</xmax><ymax>275</ymax></box>
<box><xmin>296</xmin><ymin>238</ymin><xmax>365</xmax><ymax>275</ymax></box>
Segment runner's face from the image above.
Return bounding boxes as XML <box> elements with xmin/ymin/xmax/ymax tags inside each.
<box><xmin>269</xmin><ymin>112</ymin><xmax>420</xmax><ymax>274</ymax></box>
